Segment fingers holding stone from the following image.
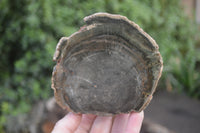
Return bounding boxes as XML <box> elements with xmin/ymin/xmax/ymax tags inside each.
<box><xmin>52</xmin><ymin>112</ymin><xmax>82</xmax><ymax>133</ymax></box>
<box><xmin>75</xmin><ymin>114</ymin><xmax>97</xmax><ymax>133</ymax></box>
<box><xmin>125</xmin><ymin>111</ymin><xmax>144</xmax><ymax>133</ymax></box>
<box><xmin>90</xmin><ymin>116</ymin><xmax>113</xmax><ymax>133</ymax></box>
<box><xmin>111</xmin><ymin>113</ymin><xmax>130</xmax><ymax>133</ymax></box>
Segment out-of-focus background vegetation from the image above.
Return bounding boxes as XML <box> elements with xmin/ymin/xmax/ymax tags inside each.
<box><xmin>0</xmin><ymin>0</ymin><xmax>200</xmax><ymax>132</ymax></box>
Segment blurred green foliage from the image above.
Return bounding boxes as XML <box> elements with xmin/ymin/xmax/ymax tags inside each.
<box><xmin>0</xmin><ymin>0</ymin><xmax>200</xmax><ymax>131</ymax></box>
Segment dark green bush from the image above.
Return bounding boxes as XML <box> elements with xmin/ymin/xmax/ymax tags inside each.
<box><xmin>0</xmin><ymin>0</ymin><xmax>199</xmax><ymax>131</ymax></box>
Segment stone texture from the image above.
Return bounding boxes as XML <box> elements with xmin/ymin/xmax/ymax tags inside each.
<box><xmin>51</xmin><ymin>13</ymin><xmax>163</xmax><ymax>115</ymax></box>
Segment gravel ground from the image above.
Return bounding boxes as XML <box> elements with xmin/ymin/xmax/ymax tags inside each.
<box><xmin>144</xmin><ymin>90</ymin><xmax>200</xmax><ymax>133</ymax></box>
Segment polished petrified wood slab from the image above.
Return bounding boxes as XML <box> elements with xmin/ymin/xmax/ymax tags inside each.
<box><xmin>51</xmin><ymin>13</ymin><xmax>163</xmax><ymax>115</ymax></box>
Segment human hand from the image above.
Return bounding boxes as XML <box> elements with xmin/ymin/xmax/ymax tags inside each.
<box><xmin>52</xmin><ymin>111</ymin><xmax>144</xmax><ymax>133</ymax></box>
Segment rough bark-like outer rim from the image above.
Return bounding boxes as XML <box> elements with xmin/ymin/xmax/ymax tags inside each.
<box><xmin>51</xmin><ymin>12</ymin><xmax>163</xmax><ymax>115</ymax></box>
<box><xmin>84</xmin><ymin>12</ymin><xmax>159</xmax><ymax>51</ymax></box>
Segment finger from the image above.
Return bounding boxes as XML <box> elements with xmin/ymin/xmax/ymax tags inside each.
<box><xmin>90</xmin><ymin>116</ymin><xmax>113</xmax><ymax>133</ymax></box>
<box><xmin>125</xmin><ymin>111</ymin><xmax>144</xmax><ymax>133</ymax></box>
<box><xmin>52</xmin><ymin>112</ymin><xmax>82</xmax><ymax>133</ymax></box>
<box><xmin>75</xmin><ymin>114</ymin><xmax>96</xmax><ymax>133</ymax></box>
<box><xmin>111</xmin><ymin>113</ymin><xmax>130</xmax><ymax>133</ymax></box>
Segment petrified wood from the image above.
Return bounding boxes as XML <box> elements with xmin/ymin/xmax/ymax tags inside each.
<box><xmin>51</xmin><ymin>13</ymin><xmax>163</xmax><ymax>115</ymax></box>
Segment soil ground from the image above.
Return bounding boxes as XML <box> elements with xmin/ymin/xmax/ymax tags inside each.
<box><xmin>144</xmin><ymin>90</ymin><xmax>200</xmax><ymax>133</ymax></box>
